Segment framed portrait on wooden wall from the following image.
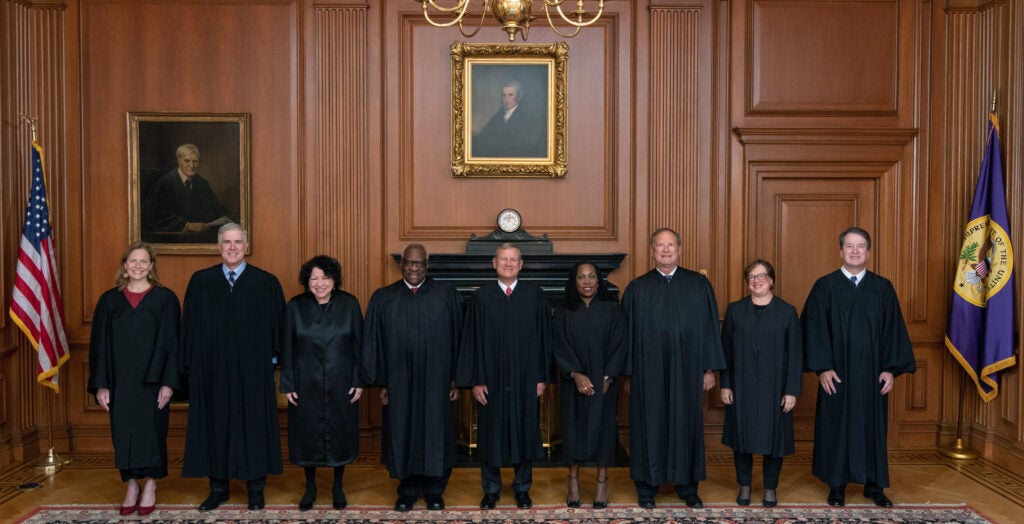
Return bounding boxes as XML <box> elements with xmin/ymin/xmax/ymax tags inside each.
<box><xmin>451</xmin><ymin>42</ymin><xmax>568</xmax><ymax>177</ymax></box>
<box><xmin>127</xmin><ymin>112</ymin><xmax>251</xmax><ymax>255</ymax></box>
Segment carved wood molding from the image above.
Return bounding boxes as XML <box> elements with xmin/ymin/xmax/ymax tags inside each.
<box><xmin>734</xmin><ymin>127</ymin><xmax>918</xmax><ymax>145</ymax></box>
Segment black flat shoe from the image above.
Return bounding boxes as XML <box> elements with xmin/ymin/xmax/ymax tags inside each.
<box><xmin>514</xmin><ymin>491</ymin><xmax>533</xmax><ymax>509</ymax></box>
<box><xmin>480</xmin><ymin>492</ymin><xmax>499</xmax><ymax>510</ymax></box>
<box><xmin>298</xmin><ymin>486</ymin><xmax>316</xmax><ymax>511</ymax></box>
<box><xmin>247</xmin><ymin>490</ymin><xmax>265</xmax><ymax>511</ymax></box>
<box><xmin>827</xmin><ymin>488</ymin><xmax>845</xmax><ymax>507</ymax></box>
<box><xmin>638</xmin><ymin>497</ymin><xmax>656</xmax><ymax>509</ymax></box>
<box><xmin>198</xmin><ymin>491</ymin><xmax>228</xmax><ymax>512</ymax></box>
<box><xmin>425</xmin><ymin>494</ymin><xmax>445</xmax><ymax>510</ymax></box>
<box><xmin>736</xmin><ymin>485</ymin><xmax>751</xmax><ymax>506</ymax></box>
<box><xmin>682</xmin><ymin>494</ymin><xmax>703</xmax><ymax>508</ymax></box>
<box><xmin>332</xmin><ymin>487</ymin><xmax>347</xmax><ymax>510</ymax></box>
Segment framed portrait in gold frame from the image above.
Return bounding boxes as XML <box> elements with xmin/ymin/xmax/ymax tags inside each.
<box><xmin>451</xmin><ymin>42</ymin><xmax>568</xmax><ymax>177</ymax></box>
<box><xmin>127</xmin><ymin>112</ymin><xmax>251</xmax><ymax>255</ymax></box>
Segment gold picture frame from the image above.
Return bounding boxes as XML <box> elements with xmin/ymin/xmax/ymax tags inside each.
<box><xmin>451</xmin><ymin>42</ymin><xmax>568</xmax><ymax>177</ymax></box>
<box><xmin>127</xmin><ymin>112</ymin><xmax>251</xmax><ymax>255</ymax></box>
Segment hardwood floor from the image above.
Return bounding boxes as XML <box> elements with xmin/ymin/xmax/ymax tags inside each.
<box><xmin>1</xmin><ymin>450</ymin><xmax>1021</xmax><ymax>523</ymax></box>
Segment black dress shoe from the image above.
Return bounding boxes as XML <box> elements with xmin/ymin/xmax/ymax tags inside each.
<box><xmin>247</xmin><ymin>490</ymin><xmax>265</xmax><ymax>511</ymax></box>
<box><xmin>638</xmin><ymin>497</ymin><xmax>656</xmax><ymax>509</ymax></box>
<box><xmin>394</xmin><ymin>494</ymin><xmax>416</xmax><ymax>511</ymax></box>
<box><xmin>480</xmin><ymin>492</ymin><xmax>499</xmax><ymax>510</ymax></box>
<box><xmin>865</xmin><ymin>490</ymin><xmax>893</xmax><ymax>507</ymax></box>
<box><xmin>827</xmin><ymin>488</ymin><xmax>845</xmax><ymax>507</ymax></box>
<box><xmin>682</xmin><ymin>494</ymin><xmax>703</xmax><ymax>508</ymax></box>
<box><xmin>198</xmin><ymin>491</ymin><xmax>228</xmax><ymax>512</ymax></box>
<box><xmin>425</xmin><ymin>494</ymin><xmax>445</xmax><ymax>510</ymax></box>
<box><xmin>514</xmin><ymin>491</ymin><xmax>533</xmax><ymax>509</ymax></box>
<box><xmin>736</xmin><ymin>485</ymin><xmax>751</xmax><ymax>506</ymax></box>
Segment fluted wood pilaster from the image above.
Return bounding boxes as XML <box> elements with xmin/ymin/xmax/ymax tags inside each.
<box><xmin>313</xmin><ymin>6</ymin><xmax>370</xmax><ymax>302</ymax></box>
<box><xmin>648</xmin><ymin>7</ymin><xmax>705</xmax><ymax>268</ymax></box>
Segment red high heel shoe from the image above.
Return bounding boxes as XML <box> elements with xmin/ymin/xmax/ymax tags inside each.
<box><xmin>118</xmin><ymin>504</ymin><xmax>137</xmax><ymax>516</ymax></box>
<box><xmin>137</xmin><ymin>505</ymin><xmax>155</xmax><ymax>516</ymax></box>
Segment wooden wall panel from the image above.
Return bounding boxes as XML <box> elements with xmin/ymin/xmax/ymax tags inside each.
<box><xmin>748</xmin><ymin>0</ymin><xmax>899</xmax><ymax>114</ymax></box>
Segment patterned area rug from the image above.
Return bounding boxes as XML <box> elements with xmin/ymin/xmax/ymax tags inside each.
<box><xmin>16</xmin><ymin>503</ymin><xmax>994</xmax><ymax>523</ymax></box>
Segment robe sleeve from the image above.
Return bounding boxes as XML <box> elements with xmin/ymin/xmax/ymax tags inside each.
<box><xmin>447</xmin><ymin>286</ymin><xmax>465</xmax><ymax>383</ymax></box>
<box><xmin>349</xmin><ymin>299</ymin><xmax>366</xmax><ymax>388</ymax></box>
<box><xmin>455</xmin><ymin>294</ymin><xmax>484</xmax><ymax>388</ymax></box>
<box><xmin>719</xmin><ymin>303</ymin><xmax>736</xmax><ymax>390</ymax></box>
<box><xmin>783</xmin><ymin>304</ymin><xmax>803</xmax><ymax>396</ymax></box>
<box><xmin>801</xmin><ymin>279</ymin><xmax>834</xmax><ymax>373</ymax></box>
<box><xmin>87</xmin><ymin>293</ymin><xmax>113</xmax><ymax>395</ymax></box>
<box><xmin>178</xmin><ymin>272</ymin><xmax>203</xmax><ymax>381</ymax></box>
<box><xmin>361</xmin><ymin>290</ymin><xmax>387</xmax><ymax>388</ymax></box>
<box><xmin>621</xmin><ymin>283</ymin><xmax>636</xmax><ymax>377</ymax></box>
<box><xmin>278</xmin><ymin>301</ymin><xmax>298</xmax><ymax>394</ymax></box>
<box><xmin>881</xmin><ymin>282</ymin><xmax>916</xmax><ymax>377</ymax></box>
<box><xmin>699</xmin><ymin>277</ymin><xmax>726</xmax><ymax>372</ymax></box>
<box><xmin>603</xmin><ymin>303</ymin><xmax>627</xmax><ymax>378</ymax></box>
<box><xmin>152</xmin><ymin>289</ymin><xmax>182</xmax><ymax>389</ymax></box>
<box><xmin>551</xmin><ymin>307</ymin><xmax>584</xmax><ymax>377</ymax></box>
<box><xmin>536</xmin><ymin>289</ymin><xmax>554</xmax><ymax>384</ymax></box>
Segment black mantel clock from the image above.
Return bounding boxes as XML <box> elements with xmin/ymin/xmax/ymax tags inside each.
<box><xmin>467</xmin><ymin>208</ymin><xmax>552</xmax><ymax>254</ymax></box>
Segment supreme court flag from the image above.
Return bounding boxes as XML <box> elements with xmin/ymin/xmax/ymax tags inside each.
<box><xmin>945</xmin><ymin>112</ymin><xmax>1017</xmax><ymax>402</ymax></box>
<box><xmin>8</xmin><ymin>141</ymin><xmax>70</xmax><ymax>392</ymax></box>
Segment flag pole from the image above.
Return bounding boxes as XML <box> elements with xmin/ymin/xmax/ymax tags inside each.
<box><xmin>939</xmin><ymin>372</ymin><xmax>979</xmax><ymax>460</ymax></box>
<box><xmin>18</xmin><ymin>115</ymin><xmax>70</xmax><ymax>471</ymax></box>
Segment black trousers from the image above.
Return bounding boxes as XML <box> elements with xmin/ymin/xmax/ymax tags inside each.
<box><xmin>480</xmin><ymin>461</ymin><xmax>532</xmax><ymax>494</ymax></box>
<box><xmin>733</xmin><ymin>452</ymin><xmax>784</xmax><ymax>489</ymax></box>
<box><xmin>397</xmin><ymin>468</ymin><xmax>452</xmax><ymax>497</ymax></box>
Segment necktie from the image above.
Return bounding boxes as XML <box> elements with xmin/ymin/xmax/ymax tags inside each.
<box><xmin>506</xmin><ymin>286</ymin><xmax>512</xmax><ymax>297</ymax></box>
<box><xmin>185</xmin><ymin>179</ymin><xmax>193</xmax><ymax>192</ymax></box>
<box><xmin>411</xmin><ymin>287</ymin><xmax>418</xmax><ymax>294</ymax></box>
<box><xmin>228</xmin><ymin>270</ymin><xmax>236</xmax><ymax>289</ymax></box>
<box><xmin>665</xmin><ymin>274</ymin><xmax>672</xmax><ymax>283</ymax></box>
<box><xmin>850</xmin><ymin>275</ymin><xmax>858</xmax><ymax>286</ymax></box>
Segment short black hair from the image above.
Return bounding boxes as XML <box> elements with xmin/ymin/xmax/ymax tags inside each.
<box><xmin>560</xmin><ymin>261</ymin><xmax>613</xmax><ymax>311</ymax></box>
<box><xmin>299</xmin><ymin>255</ymin><xmax>343</xmax><ymax>291</ymax></box>
<box><xmin>839</xmin><ymin>227</ymin><xmax>872</xmax><ymax>250</ymax></box>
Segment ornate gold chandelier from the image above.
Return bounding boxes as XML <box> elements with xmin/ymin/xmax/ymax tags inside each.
<box><xmin>415</xmin><ymin>0</ymin><xmax>605</xmax><ymax>42</ymax></box>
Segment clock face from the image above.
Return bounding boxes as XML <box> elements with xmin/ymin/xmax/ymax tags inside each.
<box><xmin>498</xmin><ymin>209</ymin><xmax>522</xmax><ymax>233</ymax></box>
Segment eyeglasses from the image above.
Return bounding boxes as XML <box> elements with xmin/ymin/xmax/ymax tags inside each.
<box><xmin>746</xmin><ymin>273</ymin><xmax>770</xmax><ymax>282</ymax></box>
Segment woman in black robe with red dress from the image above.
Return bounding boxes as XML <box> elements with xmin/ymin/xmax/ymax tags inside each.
<box><xmin>88</xmin><ymin>242</ymin><xmax>180</xmax><ymax>516</ymax></box>
<box><xmin>720</xmin><ymin>259</ymin><xmax>802</xmax><ymax>507</ymax></box>
<box><xmin>279</xmin><ymin>255</ymin><xmax>364</xmax><ymax>511</ymax></box>
<box><xmin>552</xmin><ymin>262</ymin><xmax>626</xmax><ymax>509</ymax></box>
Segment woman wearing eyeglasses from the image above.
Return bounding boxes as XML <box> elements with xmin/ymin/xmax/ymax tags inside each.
<box><xmin>720</xmin><ymin>259</ymin><xmax>803</xmax><ymax>507</ymax></box>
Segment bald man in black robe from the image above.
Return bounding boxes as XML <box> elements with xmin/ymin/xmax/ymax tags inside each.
<box><xmin>802</xmin><ymin>227</ymin><xmax>916</xmax><ymax>508</ymax></box>
<box><xmin>456</xmin><ymin>243</ymin><xmax>552</xmax><ymax>510</ymax></box>
<box><xmin>364</xmin><ymin>244</ymin><xmax>463</xmax><ymax>512</ymax></box>
<box><xmin>623</xmin><ymin>228</ymin><xmax>726</xmax><ymax>509</ymax></box>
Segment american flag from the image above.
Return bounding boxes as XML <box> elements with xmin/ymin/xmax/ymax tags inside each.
<box><xmin>8</xmin><ymin>142</ymin><xmax>70</xmax><ymax>392</ymax></box>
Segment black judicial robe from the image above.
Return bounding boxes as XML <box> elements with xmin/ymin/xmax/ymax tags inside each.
<box><xmin>363</xmin><ymin>278</ymin><xmax>462</xmax><ymax>479</ymax></box>
<box><xmin>552</xmin><ymin>298</ymin><xmax>626</xmax><ymax>466</ymax></box>
<box><xmin>720</xmin><ymin>296</ymin><xmax>802</xmax><ymax>458</ymax></box>
<box><xmin>142</xmin><ymin>171</ymin><xmax>230</xmax><ymax>232</ymax></box>
<box><xmin>455</xmin><ymin>281</ymin><xmax>553</xmax><ymax>467</ymax></box>
<box><xmin>622</xmin><ymin>268</ymin><xmax>726</xmax><ymax>486</ymax></box>
<box><xmin>180</xmin><ymin>264</ymin><xmax>285</xmax><ymax>480</ymax></box>
<box><xmin>802</xmin><ymin>270</ymin><xmax>916</xmax><ymax>488</ymax></box>
<box><xmin>88</xmin><ymin>286</ymin><xmax>180</xmax><ymax>476</ymax></box>
<box><xmin>280</xmin><ymin>290</ymin><xmax>363</xmax><ymax>467</ymax></box>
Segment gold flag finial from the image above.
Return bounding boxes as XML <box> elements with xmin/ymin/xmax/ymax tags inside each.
<box><xmin>19</xmin><ymin>114</ymin><xmax>38</xmax><ymax>142</ymax></box>
<box><xmin>990</xmin><ymin>90</ymin><xmax>997</xmax><ymax>114</ymax></box>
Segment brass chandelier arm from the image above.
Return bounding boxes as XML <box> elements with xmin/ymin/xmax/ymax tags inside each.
<box><xmin>545</xmin><ymin>0</ymin><xmax>605</xmax><ymax>27</ymax></box>
<box><xmin>419</xmin><ymin>0</ymin><xmax>488</xmax><ymax>37</ymax></box>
